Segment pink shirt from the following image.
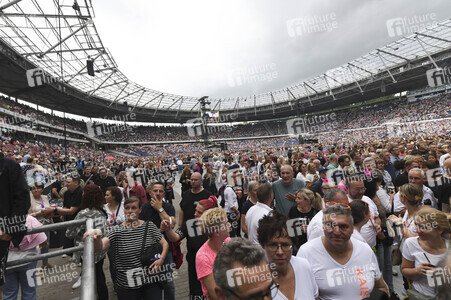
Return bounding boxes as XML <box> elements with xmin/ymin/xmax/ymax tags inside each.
<box><xmin>196</xmin><ymin>237</ymin><xmax>231</xmax><ymax>298</ymax></box>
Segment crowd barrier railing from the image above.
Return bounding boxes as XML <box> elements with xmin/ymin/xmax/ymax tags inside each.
<box><xmin>6</xmin><ymin>218</ymin><xmax>95</xmax><ymax>300</ymax></box>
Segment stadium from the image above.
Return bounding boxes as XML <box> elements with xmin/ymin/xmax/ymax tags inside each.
<box><xmin>0</xmin><ymin>1</ymin><xmax>450</xmax><ymax>300</ymax></box>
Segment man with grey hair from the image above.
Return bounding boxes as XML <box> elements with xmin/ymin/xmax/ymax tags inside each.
<box><xmin>307</xmin><ymin>188</ymin><xmax>349</xmax><ymax>241</ymax></box>
<box><xmin>393</xmin><ymin>167</ymin><xmax>437</xmax><ymax>215</ymax></box>
<box><xmin>271</xmin><ymin>164</ymin><xmax>305</xmax><ymax>216</ymax></box>
<box><xmin>213</xmin><ymin>238</ymin><xmax>275</xmax><ymax>300</ymax></box>
<box><xmin>298</xmin><ymin>204</ymin><xmax>389</xmax><ymax>299</ymax></box>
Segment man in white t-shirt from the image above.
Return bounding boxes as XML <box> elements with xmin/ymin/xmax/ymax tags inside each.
<box><xmin>246</xmin><ymin>183</ymin><xmax>273</xmax><ymax>244</ymax></box>
<box><xmin>298</xmin><ymin>204</ymin><xmax>389</xmax><ymax>299</ymax></box>
<box><xmin>307</xmin><ymin>188</ymin><xmax>349</xmax><ymax>241</ymax></box>
<box><xmin>393</xmin><ymin>168</ymin><xmax>437</xmax><ymax>215</ymax></box>
<box><xmin>347</xmin><ymin>179</ymin><xmax>381</xmax><ymax>248</ymax></box>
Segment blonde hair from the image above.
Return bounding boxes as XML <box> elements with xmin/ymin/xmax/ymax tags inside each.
<box><xmin>399</xmin><ymin>183</ymin><xmax>423</xmax><ymax>206</ymax></box>
<box><xmin>296</xmin><ymin>188</ymin><xmax>323</xmax><ymax>210</ymax></box>
<box><xmin>199</xmin><ymin>207</ymin><xmax>228</xmax><ymax>237</ymax></box>
<box><xmin>415</xmin><ymin>207</ymin><xmax>451</xmax><ymax>235</ymax></box>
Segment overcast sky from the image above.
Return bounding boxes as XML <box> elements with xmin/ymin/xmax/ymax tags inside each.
<box><xmin>91</xmin><ymin>0</ymin><xmax>450</xmax><ymax>99</ymax></box>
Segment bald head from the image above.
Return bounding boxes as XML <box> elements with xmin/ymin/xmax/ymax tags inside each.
<box><xmin>191</xmin><ymin>172</ymin><xmax>202</xmax><ymax>190</ymax></box>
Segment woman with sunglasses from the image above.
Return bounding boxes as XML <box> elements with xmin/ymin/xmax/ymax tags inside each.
<box><xmin>28</xmin><ymin>181</ymin><xmax>53</xmax><ymax>269</ymax></box>
<box><xmin>84</xmin><ymin>196</ymin><xmax>168</xmax><ymax>300</ymax></box>
<box><xmin>257</xmin><ymin>211</ymin><xmax>318</xmax><ymax>300</ymax></box>
<box><xmin>298</xmin><ymin>203</ymin><xmax>389</xmax><ymax>299</ymax></box>
<box><xmin>401</xmin><ymin>207</ymin><xmax>450</xmax><ymax>299</ymax></box>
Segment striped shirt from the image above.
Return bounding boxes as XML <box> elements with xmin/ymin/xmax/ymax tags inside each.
<box><xmin>106</xmin><ymin>221</ymin><xmax>162</xmax><ymax>289</ymax></box>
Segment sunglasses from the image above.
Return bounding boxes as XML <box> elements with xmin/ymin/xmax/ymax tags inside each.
<box><xmin>325</xmin><ymin>201</ymin><xmax>351</xmax><ymax>210</ymax></box>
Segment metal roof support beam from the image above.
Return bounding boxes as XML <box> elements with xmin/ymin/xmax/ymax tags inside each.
<box><xmin>376</xmin><ymin>54</ymin><xmax>397</xmax><ymax>83</ymax></box>
<box><xmin>287</xmin><ymin>87</ymin><xmax>296</xmax><ymax>100</ymax></box>
<box><xmin>348</xmin><ymin>63</ymin><xmax>373</xmax><ymax>77</ymax></box>
<box><xmin>270</xmin><ymin>93</ymin><xmax>275</xmax><ymax>115</ymax></box>
<box><xmin>254</xmin><ymin>95</ymin><xmax>257</xmax><ymax>116</ymax></box>
<box><xmin>212</xmin><ymin>99</ymin><xmax>221</xmax><ymax>111</ymax></box>
<box><xmin>190</xmin><ymin>101</ymin><xmax>199</xmax><ymax>112</ymax></box>
<box><xmin>234</xmin><ymin>98</ymin><xmax>240</xmax><ymax>116</ymax></box>
<box><xmin>115</xmin><ymin>87</ymin><xmax>145</xmax><ymax>103</ymax></box>
<box><xmin>303</xmin><ymin>83</ymin><xmax>315</xmax><ymax>106</ymax></box>
<box><xmin>286</xmin><ymin>89</ymin><xmax>295</xmax><ymax>110</ymax></box>
<box><xmin>131</xmin><ymin>89</ymin><xmax>146</xmax><ymax>111</ymax></box>
<box><xmin>414</xmin><ymin>36</ymin><xmax>440</xmax><ymax>70</ymax></box>
<box><xmin>38</xmin><ymin>21</ymin><xmax>91</xmax><ymax>58</ymax></box>
<box><xmin>87</xmin><ymin>79</ymin><xmax>127</xmax><ymax>93</ymax></box>
<box><xmin>175</xmin><ymin>98</ymin><xmax>184</xmax><ymax>119</ymax></box>
<box><xmin>166</xmin><ymin>96</ymin><xmax>184</xmax><ymax>110</ymax></box>
<box><xmin>0</xmin><ymin>0</ymin><xmax>22</xmax><ymax>11</ymax></box>
<box><xmin>24</xmin><ymin>47</ymin><xmax>104</xmax><ymax>57</ymax></box>
<box><xmin>415</xmin><ymin>32</ymin><xmax>451</xmax><ymax>44</ymax></box>
<box><xmin>108</xmin><ymin>82</ymin><xmax>129</xmax><ymax>107</ymax></box>
<box><xmin>141</xmin><ymin>93</ymin><xmax>163</xmax><ymax>108</ymax></box>
<box><xmin>88</xmin><ymin>71</ymin><xmax>115</xmax><ymax>96</ymax></box>
<box><xmin>347</xmin><ymin>65</ymin><xmax>364</xmax><ymax>94</ymax></box>
<box><xmin>376</xmin><ymin>49</ymin><xmax>409</xmax><ymax>62</ymax></box>
<box><xmin>152</xmin><ymin>95</ymin><xmax>164</xmax><ymax>117</ymax></box>
<box><xmin>323</xmin><ymin>75</ymin><xmax>336</xmax><ymax>100</ymax></box>
<box><xmin>0</xmin><ymin>13</ymin><xmax>88</xmax><ymax>18</ymax></box>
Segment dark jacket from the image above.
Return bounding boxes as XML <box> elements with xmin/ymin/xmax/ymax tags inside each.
<box><xmin>0</xmin><ymin>156</ymin><xmax>31</xmax><ymax>248</ymax></box>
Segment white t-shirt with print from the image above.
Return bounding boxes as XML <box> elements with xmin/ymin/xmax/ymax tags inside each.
<box><xmin>307</xmin><ymin>210</ymin><xmax>324</xmax><ymax>241</ymax></box>
<box><xmin>297</xmin><ymin>236</ymin><xmax>381</xmax><ymax>300</ymax></box>
<box><xmin>402</xmin><ymin>236</ymin><xmax>448</xmax><ymax>297</ymax></box>
<box><xmin>271</xmin><ymin>256</ymin><xmax>319</xmax><ymax>300</ymax></box>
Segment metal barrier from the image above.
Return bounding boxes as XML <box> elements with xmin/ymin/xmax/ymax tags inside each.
<box><xmin>5</xmin><ymin>218</ymin><xmax>96</xmax><ymax>300</ymax></box>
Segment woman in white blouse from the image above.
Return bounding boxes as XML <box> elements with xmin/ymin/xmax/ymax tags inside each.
<box><xmin>401</xmin><ymin>207</ymin><xmax>450</xmax><ymax>298</ymax></box>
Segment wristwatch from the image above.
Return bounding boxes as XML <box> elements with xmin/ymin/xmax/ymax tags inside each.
<box><xmin>158</xmin><ymin>207</ymin><xmax>164</xmax><ymax>213</ymax></box>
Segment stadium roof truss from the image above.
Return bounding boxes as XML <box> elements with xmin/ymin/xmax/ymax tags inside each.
<box><xmin>0</xmin><ymin>1</ymin><xmax>450</xmax><ymax>120</ymax></box>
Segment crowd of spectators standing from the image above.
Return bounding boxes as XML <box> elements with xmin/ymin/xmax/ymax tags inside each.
<box><xmin>1</xmin><ymin>123</ymin><xmax>451</xmax><ymax>299</ymax></box>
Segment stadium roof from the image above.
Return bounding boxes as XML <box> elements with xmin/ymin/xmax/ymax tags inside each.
<box><xmin>0</xmin><ymin>1</ymin><xmax>450</xmax><ymax>122</ymax></box>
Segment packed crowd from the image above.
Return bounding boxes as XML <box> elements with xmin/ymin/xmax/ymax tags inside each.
<box><xmin>1</xmin><ymin>93</ymin><xmax>450</xmax><ymax>145</ymax></box>
<box><xmin>1</xmin><ymin>131</ymin><xmax>451</xmax><ymax>300</ymax></box>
